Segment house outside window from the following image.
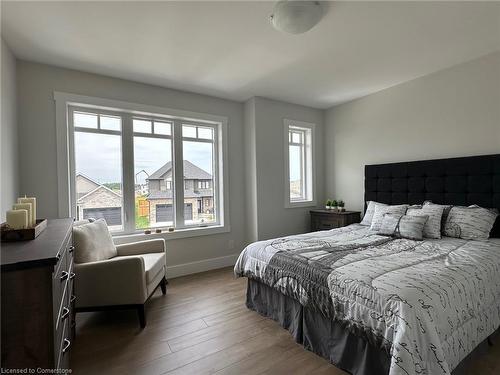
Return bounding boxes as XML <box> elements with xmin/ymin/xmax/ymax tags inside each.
<box><xmin>66</xmin><ymin>102</ymin><xmax>226</xmax><ymax>235</ymax></box>
<box><xmin>284</xmin><ymin>119</ymin><xmax>316</xmax><ymax>208</ymax></box>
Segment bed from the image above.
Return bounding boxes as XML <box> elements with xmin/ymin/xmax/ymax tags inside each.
<box><xmin>234</xmin><ymin>154</ymin><xmax>500</xmax><ymax>375</ymax></box>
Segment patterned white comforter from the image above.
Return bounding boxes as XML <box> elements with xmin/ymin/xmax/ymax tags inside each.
<box><xmin>234</xmin><ymin>224</ymin><xmax>500</xmax><ymax>375</ymax></box>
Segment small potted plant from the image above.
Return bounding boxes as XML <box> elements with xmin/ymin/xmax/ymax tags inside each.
<box><xmin>331</xmin><ymin>200</ymin><xmax>338</xmax><ymax>211</ymax></box>
<box><xmin>338</xmin><ymin>200</ymin><xmax>345</xmax><ymax>212</ymax></box>
<box><xmin>325</xmin><ymin>199</ymin><xmax>332</xmax><ymax>210</ymax></box>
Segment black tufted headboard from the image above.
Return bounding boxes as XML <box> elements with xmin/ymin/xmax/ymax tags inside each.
<box><xmin>364</xmin><ymin>154</ymin><xmax>500</xmax><ymax>238</ymax></box>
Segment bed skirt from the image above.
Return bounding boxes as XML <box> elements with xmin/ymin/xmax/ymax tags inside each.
<box><xmin>246</xmin><ymin>279</ymin><xmax>391</xmax><ymax>375</ymax></box>
<box><xmin>246</xmin><ymin>279</ymin><xmax>496</xmax><ymax>375</ymax></box>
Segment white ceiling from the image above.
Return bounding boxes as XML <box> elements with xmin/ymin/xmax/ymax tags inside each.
<box><xmin>2</xmin><ymin>1</ymin><xmax>500</xmax><ymax>109</ymax></box>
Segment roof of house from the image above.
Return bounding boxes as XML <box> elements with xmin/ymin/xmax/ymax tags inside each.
<box><xmin>147</xmin><ymin>189</ymin><xmax>213</xmax><ymax>200</ymax></box>
<box><xmin>77</xmin><ymin>184</ymin><xmax>122</xmax><ymax>203</ymax></box>
<box><xmin>76</xmin><ymin>173</ymin><xmax>100</xmax><ymax>188</ymax></box>
<box><xmin>147</xmin><ymin>160</ymin><xmax>212</xmax><ymax>180</ymax></box>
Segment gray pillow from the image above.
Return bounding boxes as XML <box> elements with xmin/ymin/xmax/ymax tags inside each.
<box><xmin>73</xmin><ymin>218</ymin><xmax>117</xmax><ymax>263</ymax></box>
<box><xmin>360</xmin><ymin>201</ymin><xmax>388</xmax><ymax>226</ymax></box>
<box><xmin>407</xmin><ymin>204</ymin><xmax>445</xmax><ymax>239</ymax></box>
<box><xmin>444</xmin><ymin>205</ymin><xmax>498</xmax><ymax>240</ymax></box>
<box><xmin>423</xmin><ymin>201</ymin><xmax>453</xmax><ymax>233</ymax></box>
<box><xmin>378</xmin><ymin>213</ymin><xmax>429</xmax><ymax>241</ymax></box>
<box><xmin>370</xmin><ymin>204</ymin><xmax>408</xmax><ymax>231</ymax></box>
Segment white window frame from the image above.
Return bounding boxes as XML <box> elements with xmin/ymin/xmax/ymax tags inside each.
<box><xmin>284</xmin><ymin>119</ymin><xmax>316</xmax><ymax>208</ymax></box>
<box><xmin>55</xmin><ymin>92</ymin><xmax>230</xmax><ymax>240</ymax></box>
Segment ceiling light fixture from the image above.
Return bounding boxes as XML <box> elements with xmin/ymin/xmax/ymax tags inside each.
<box><xmin>270</xmin><ymin>1</ymin><xmax>323</xmax><ymax>34</ymax></box>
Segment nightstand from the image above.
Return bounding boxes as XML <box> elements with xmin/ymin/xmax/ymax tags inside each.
<box><xmin>310</xmin><ymin>210</ymin><xmax>361</xmax><ymax>231</ymax></box>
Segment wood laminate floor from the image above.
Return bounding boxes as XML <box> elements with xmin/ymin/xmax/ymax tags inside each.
<box><xmin>71</xmin><ymin>267</ymin><xmax>500</xmax><ymax>375</ymax></box>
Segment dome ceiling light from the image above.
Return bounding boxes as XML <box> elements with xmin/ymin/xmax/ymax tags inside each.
<box><xmin>270</xmin><ymin>1</ymin><xmax>323</xmax><ymax>34</ymax></box>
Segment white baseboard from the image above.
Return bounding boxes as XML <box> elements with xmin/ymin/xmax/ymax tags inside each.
<box><xmin>166</xmin><ymin>253</ymin><xmax>240</xmax><ymax>279</ymax></box>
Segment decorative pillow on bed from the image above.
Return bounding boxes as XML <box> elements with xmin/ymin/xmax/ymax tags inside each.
<box><xmin>370</xmin><ymin>204</ymin><xmax>408</xmax><ymax>231</ymax></box>
<box><xmin>423</xmin><ymin>201</ymin><xmax>453</xmax><ymax>233</ymax></box>
<box><xmin>378</xmin><ymin>214</ymin><xmax>429</xmax><ymax>240</ymax></box>
<box><xmin>443</xmin><ymin>205</ymin><xmax>498</xmax><ymax>240</ymax></box>
<box><xmin>406</xmin><ymin>204</ymin><xmax>445</xmax><ymax>239</ymax></box>
<box><xmin>360</xmin><ymin>201</ymin><xmax>388</xmax><ymax>226</ymax></box>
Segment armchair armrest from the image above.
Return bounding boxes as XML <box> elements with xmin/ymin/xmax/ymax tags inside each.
<box><xmin>74</xmin><ymin>256</ymin><xmax>147</xmax><ymax>307</ymax></box>
<box><xmin>115</xmin><ymin>238</ymin><xmax>166</xmax><ymax>256</ymax></box>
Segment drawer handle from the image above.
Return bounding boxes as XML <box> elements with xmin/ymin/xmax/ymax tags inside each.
<box><xmin>68</xmin><ymin>246</ymin><xmax>74</xmax><ymax>253</ymax></box>
<box><xmin>62</xmin><ymin>338</ymin><xmax>71</xmax><ymax>353</ymax></box>
<box><xmin>61</xmin><ymin>307</ymin><xmax>70</xmax><ymax>321</ymax></box>
<box><xmin>69</xmin><ymin>272</ymin><xmax>76</xmax><ymax>280</ymax></box>
<box><xmin>70</xmin><ymin>295</ymin><xmax>76</xmax><ymax>303</ymax></box>
<box><xmin>60</xmin><ymin>271</ymin><xmax>69</xmax><ymax>281</ymax></box>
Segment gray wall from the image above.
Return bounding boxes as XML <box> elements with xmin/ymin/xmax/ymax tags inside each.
<box><xmin>325</xmin><ymin>51</ymin><xmax>500</xmax><ymax>213</ymax></box>
<box><xmin>246</xmin><ymin>97</ymin><xmax>325</xmax><ymax>241</ymax></box>
<box><xmin>244</xmin><ymin>97</ymin><xmax>258</xmax><ymax>242</ymax></box>
<box><xmin>1</xmin><ymin>39</ymin><xmax>18</xmax><ymax>221</ymax></box>
<box><xmin>16</xmin><ymin>61</ymin><xmax>246</xmax><ymax>268</ymax></box>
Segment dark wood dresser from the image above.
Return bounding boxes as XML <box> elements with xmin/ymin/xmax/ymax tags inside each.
<box><xmin>310</xmin><ymin>210</ymin><xmax>361</xmax><ymax>231</ymax></box>
<box><xmin>1</xmin><ymin>218</ymin><xmax>75</xmax><ymax>370</ymax></box>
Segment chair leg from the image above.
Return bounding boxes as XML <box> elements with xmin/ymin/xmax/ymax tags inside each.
<box><xmin>160</xmin><ymin>277</ymin><xmax>167</xmax><ymax>295</ymax></box>
<box><xmin>137</xmin><ymin>304</ymin><xmax>146</xmax><ymax>328</ymax></box>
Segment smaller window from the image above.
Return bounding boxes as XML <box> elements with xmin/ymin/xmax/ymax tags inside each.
<box><xmin>285</xmin><ymin>120</ymin><xmax>315</xmax><ymax>207</ymax></box>
<box><xmin>166</xmin><ymin>180</ymin><xmax>172</xmax><ymax>189</ymax></box>
<box><xmin>154</xmin><ymin>121</ymin><xmax>171</xmax><ymax>135</ymax></box>
<box><xmin>100</xmin><ymin>115</ymin><xmax>121</xmax><ymax>131</ymax></box>
<box><xmin>182</xmin><ymin>125</ymin><xmax>197</xmax><ymax>138</ymax></box>
<box><xmin>198</xmin><ymin>181</ymin><xmax>210</xmax><ymax>189</ymax></box>
<box><xmin>74</xmin><ymin>112</ymin><xmax>98</xmax><ymax>129</ymax></box>
<box><xmin>133</xmin><ymin>119</ymin><xmax>152</xmax><ymax>133</ymax></box>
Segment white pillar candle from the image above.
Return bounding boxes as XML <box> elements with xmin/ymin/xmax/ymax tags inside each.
<box><xmin>13</xmin><ymin>203</ymin><xmax>33</xmax><ymax>228</ymax></box>
<box><xmin>6</xmin><ymin>209</ymin><xmax>28</xmax><ymax>229</ymax></box>
<box><xmin>18</xmin><ymin>197</ymin><xmax>37</xmax><ymax>226</ymax></box>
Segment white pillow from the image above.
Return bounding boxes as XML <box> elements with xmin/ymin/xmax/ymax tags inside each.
<box><xmin>370</xmin><ymin>204</ymin><xmax>409</xmax><ymax>231</ymax></box>
<box><xmin>378</xmin><ymin>213</ymin><xmax>429</xmax><ymax>241</ymax></box>
<box><xmin>423</xmin><ymin>201</ymin><xmax>453</xmax><ymax>233</ymax></box>
<box><xmin>361</xmin><ymin>201</ymin><xmax>388</xmax><ymax>226</ymax></box>
<box><xmin>73</xmin><ymin>218</ymin><xmax>117</xmax><ymax>263</ymax></box>
<box><xmin>407</xmin><ymin>204</ymin><xmax>445</xmax><ymax>239</ymax></box>
<box><xmin>444</xmin><ymin>205</ymin><xmax>498</xmax><ymax>240</ymax></box>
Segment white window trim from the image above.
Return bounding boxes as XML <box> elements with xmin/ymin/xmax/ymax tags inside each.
<box><xmin>284</xmin><ymin>119</ymin><xmax>316</xmax><ymax>208</ymax></box>
<box><xmin>54</xmin><ymin>91</ymin><xmax>230</xmax><ymax>239</ymax></box>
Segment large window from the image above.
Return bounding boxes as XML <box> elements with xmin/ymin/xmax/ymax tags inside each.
<box><xmin>69</xmin><ymin>105</ymin><xmax>224</xmax><ymax>234</ymax></box>
<box><xmin>284</xmin><ymin>119</ymin><xmax>315</xmax><ymax>207</ymax></box>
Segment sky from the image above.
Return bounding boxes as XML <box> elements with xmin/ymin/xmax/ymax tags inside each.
<box><xmin>75</xmin><ymin>132</ymin><xmax>213</xmax><ymax>185</ymax></box>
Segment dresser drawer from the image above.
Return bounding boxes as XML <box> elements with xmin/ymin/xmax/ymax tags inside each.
<box><xmin>52</xmin><ymin>250</ymin><xmax>67</xmax><ymax>315</ymax></box>
<box><xmin>56</xmin><ymin>319</ymin><xmax>71</xmax><ymax>370</ymax></box>
<box><xmin>317</xmin><ymin>219</ymin><xmax>341</xmax><ymax>230</ymax></box>
<box><xmin>53</xmin><ymin>233</ymin><xmax>74</xmax><ymax>333</ymax></box>
<box><xmin>310</xmin><ymin>211</ymin><xmax>361</xmax><ymax>232</ymax></box>
<box><xmin>1</xmin><ymin>218</ymin><xmax>74</xmax><ymax>370</ymax></box>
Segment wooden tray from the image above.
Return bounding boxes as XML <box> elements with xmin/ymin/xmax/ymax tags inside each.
<box><xmin>1</xmin><ymin>219</ymin><xmax>48</xmax><ymax>242</ymax></box>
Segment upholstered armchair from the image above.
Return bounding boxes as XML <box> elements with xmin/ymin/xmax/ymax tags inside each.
<box><xmin>72</xmin><ymin>219</ymin><xmax>167</xmax><ymax>328</ymax></box>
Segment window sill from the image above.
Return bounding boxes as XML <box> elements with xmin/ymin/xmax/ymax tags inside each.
<box><xmin>285</xmin><ymin>200</ymin><xmax>317</xmax><ymax>209</ymax></box>
<box><xmin>112</xmin><ymin>224</ymin><xmax>231</xmax><ymax>244</ymax></box>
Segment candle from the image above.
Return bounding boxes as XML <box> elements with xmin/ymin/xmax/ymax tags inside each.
<box><xmin>6</xmin><ymin>209</ymin><xmax>28</xmax><ymax>229</ymax></box>
<box><xmin>13</xmin><ymin>203</ymin><xmax>33</xmax><ymax>228</ymax></box>
<box><xmin>18</xmin><ymin>197</ymin><xmax>36</xmax><ymax>227</ymax></box>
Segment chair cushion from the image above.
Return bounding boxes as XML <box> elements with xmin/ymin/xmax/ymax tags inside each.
<box><xmin>141</xmin><ymin>253</ymin><xmax>166</xmax><ymax>284</ymax></box>
<box><xmin>73</xmin><ymin>219</ymin><xmax>117</xmax><ymax>263</ymax></box>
